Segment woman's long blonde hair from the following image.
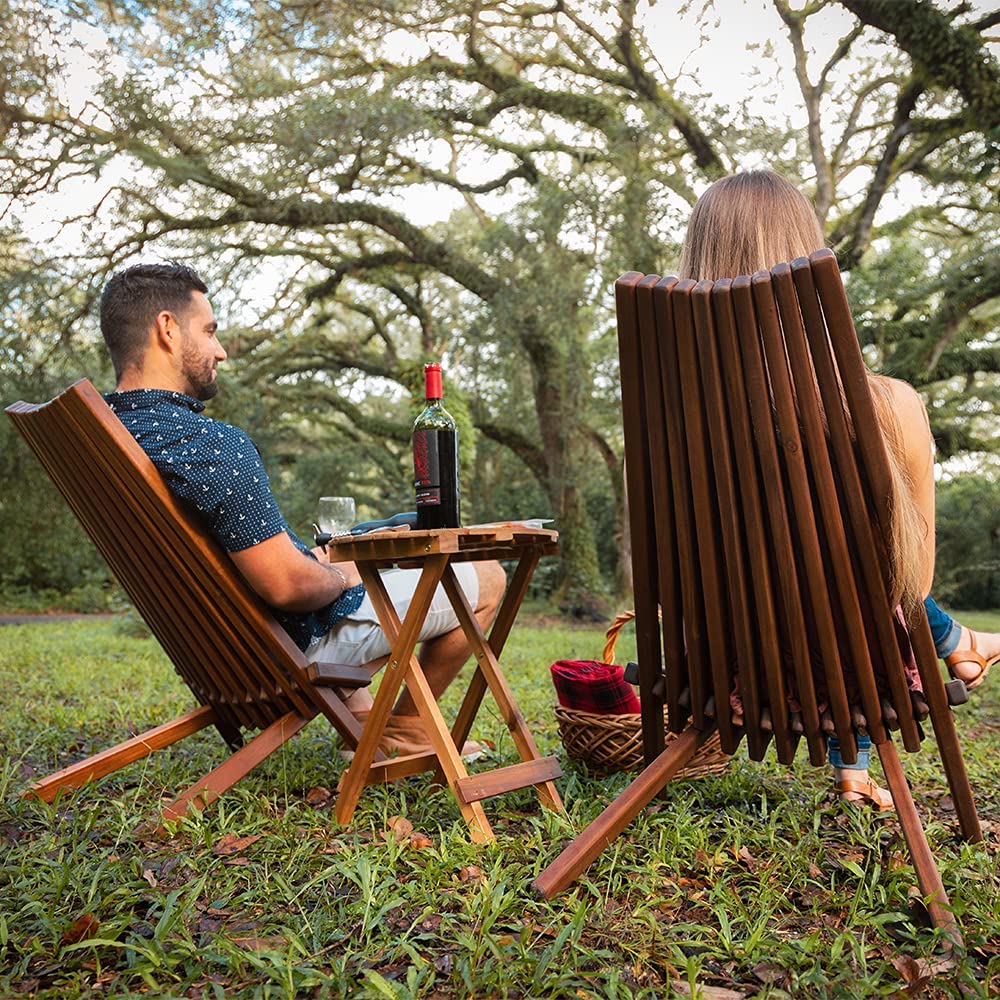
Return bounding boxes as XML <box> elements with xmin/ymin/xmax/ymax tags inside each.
<box><xmin>679</xmin><ymin>170</ymin><xmax>927</xmax><ymax>611</ymax></box>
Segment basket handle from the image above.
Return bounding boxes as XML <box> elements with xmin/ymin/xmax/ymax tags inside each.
<box><xmin>602</xmin><ymin>609</ymin><xmax>636</xmax><ymax>664</ymax></box>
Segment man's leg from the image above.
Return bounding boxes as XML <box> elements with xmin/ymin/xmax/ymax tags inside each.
<box><xmin>392</xmin><ymin>560</ymin><xmax>506</xmax><ymax>716</ymax></box>
<box><xmin>310</xmin><ymin>560</ymin><xmax>506</xmax><ymax>754</ymax></box>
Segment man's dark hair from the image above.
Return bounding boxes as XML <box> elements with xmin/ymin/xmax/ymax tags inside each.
<box><xmin>99</xmin><ymin>262</ymin><xmax>208</xmax><ymax>380</ymax></box>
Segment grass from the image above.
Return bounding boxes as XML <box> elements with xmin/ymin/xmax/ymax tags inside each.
<box><xmin>0</xmin><ymin>612</ymin><xmax>998</xmax><ymax>998</ymax></box>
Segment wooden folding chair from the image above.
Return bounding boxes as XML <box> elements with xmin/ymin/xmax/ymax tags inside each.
<box><xmin>532</xmin><ymin>251</ymin><xmax>982</xmax><ymax>947</ymax></box>
<box><xmin>6</xmin><ymin>379</ymin><xmax>376</xmax><ymax>829</ymax></box>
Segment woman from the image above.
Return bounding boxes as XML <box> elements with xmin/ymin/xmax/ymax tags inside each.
<box><xmin>677</xmin><ymin>170</ymin><xmax>999</xmax><ymax>808</ymax></box>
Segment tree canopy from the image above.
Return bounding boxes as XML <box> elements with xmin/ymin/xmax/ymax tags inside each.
<box><xmin>1</xmin><ymin>0</ymin><xmax>997</xmax><ymax>609</ymax></box>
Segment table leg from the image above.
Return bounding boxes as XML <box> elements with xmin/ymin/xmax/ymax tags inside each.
<box><xmin>448</xmin><ymin>552</ymin><xmax>539</xmax><ymax>752</ymax></box>
<box><xmin>441</xmin><ymin>560</ymin><xmax>563</xmax><ymax>813</ymax></box>
<box><xmin>334</xmin><ymin>556</ymin><xmax>495</xmax><ymax>843</ymax></box>
<box><xmin>335</xmin><ymin>556</ymin><xmax>444</xmax><ymax>824</ymax></box>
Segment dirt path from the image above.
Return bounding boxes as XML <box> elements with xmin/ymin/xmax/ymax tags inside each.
<box><xmin>0</xmin><ymin>613</ymin><xmax>120</xmax><ymax>625</ymax></box>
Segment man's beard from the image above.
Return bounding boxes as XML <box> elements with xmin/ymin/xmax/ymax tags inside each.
<box><xmin>181</xmin><ymin>343</ymin><xmax>219</xmax><ymax>401</ymax></box>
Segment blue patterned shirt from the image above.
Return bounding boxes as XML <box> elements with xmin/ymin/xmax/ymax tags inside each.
<box><xmin>105</xmin><ymin>389</ymin><xmax>364</xmax><ymax>650</ymax></box>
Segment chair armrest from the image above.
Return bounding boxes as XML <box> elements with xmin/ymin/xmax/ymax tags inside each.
<box><xmin>306</xmin><ymin>662</ymin><xmax>372</xmax><ymax>689</ymax></box>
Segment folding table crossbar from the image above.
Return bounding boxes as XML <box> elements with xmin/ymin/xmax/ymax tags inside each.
<box><xmin>327</xmin><ymin>525</ymin><xmax>563</xmax><ymax>843</ymax></box>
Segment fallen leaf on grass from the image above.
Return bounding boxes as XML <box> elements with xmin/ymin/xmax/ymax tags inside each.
<box><xmin>305</xmin><ymin>786</ymin><xmax>332</xmax><ymax>807</ymax></box>
<box><xmin>753</xmin><ymin>962</ymin><xmax>786</xmax><ymax>986</ymax></box>
<box><xmin>212</xmin><ymin>834</ymin><xmax>261</xmax><ymax>857</ymax></box>
<box><xmin>458</xmin><ymin>864</ymin><xmax>485</xmax><ymax>883</ymax></box>
<box><xmin>228</xmin><ymin>933</ymin><xmax>288</xmax><ymax>951</ymax></box>
<box><xmin>62</xmin><ymin>913</ymin><xmax>99</xmax><ymax>945</ymax></box>
<box><xmin>668</xmin><ymin>982</ymin><xmax>746</xmax><ymax>999</ymax></box>
<box><xmin>410</xmin><ymin>833</ymin><xmax>434</xmax><ymax>850</ymax></box>
<box><xmin>142</xmin><ymin>868</ymin><xmax>157</xmax><ymax>888</ymax></box>
<box><xmin>891</xmin><ymin>954</ymin><xmax>954</xmax><ymax>990</ymax></box>
<box><xmin>736</xmin><ymin>846</ymin><xmax>756</xmax><ymax>871</ymax></box>
<box><xmin>223</xmin><ymin>857</ymin><xmax>252</xmax><ymax>866</ymax></box>
<box><xmin>383</xmin><ymin>816</ymin><xmax>413</xmax><ymax>842</ymax></box>
<box><xmin>525</xmin><ymin>922</ymin><xmax>559</xmax><ymax>940</ymax></box>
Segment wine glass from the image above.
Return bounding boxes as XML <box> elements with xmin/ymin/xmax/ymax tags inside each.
<box><xmin>315</xmin><ymin>496</ymin><xmax>356</xmax><ymax>537</ymax></box>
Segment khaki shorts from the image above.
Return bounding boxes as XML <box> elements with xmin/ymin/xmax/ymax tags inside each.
<box><xmin>306</xmin><ymin>563</ymin><xmax>480</xmax><ymax>667</ymax></box>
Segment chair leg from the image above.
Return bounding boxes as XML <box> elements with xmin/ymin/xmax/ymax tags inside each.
<box><xmin>531</xmin><ymin>724</ymin><xmax>717</xmax><ymax>899</ymax></box>
<box><xmin>909</xmin><ymin>617</ymin><xmax>982</xmax><ymax>843</ymax></box>
<box><xmin>876</xmin><ymin>740</ymin><xmax>962</xmax><ymax>952</ymax></box>
<box><xmin>154</xmin><ymin>709</ymin><xmax>313</xmax><ymax>831</ymax></box>
<box><xmin>26</xmin><ymin>705</ymin><xmax>218</xmax><ymax>803</ymax></box>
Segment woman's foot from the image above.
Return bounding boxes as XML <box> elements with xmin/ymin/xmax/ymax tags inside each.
<box><xmin>834</xmin><ymin>770</ymin><xmax>894</xmax><ymax>811</ymax></box>
<box><xmin>944</xmin><ymin>626</ymin><xmax>1000</xmax><ymax>690</ymax></box>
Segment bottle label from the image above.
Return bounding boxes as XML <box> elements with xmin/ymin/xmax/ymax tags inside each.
<box><xmin>413</xmin><ymin>429</ymin><xmax>441</xmax><ymax>506</ymax></box>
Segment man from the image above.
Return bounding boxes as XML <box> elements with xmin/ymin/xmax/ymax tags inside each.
<box><xmin>99</xmin><ymin>262</ymin><xmax>505</xmax><ymax>756</ymax></box>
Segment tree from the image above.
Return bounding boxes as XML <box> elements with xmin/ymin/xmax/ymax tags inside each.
<box><xmin>774</xmin><ymin>0</ymin><xmax>998</xmax><ymax>454</ymax></box>
<box><xmin>0</xmin><ymin>0</ymin><xmax>996</xmax><ymax>610</ymax></box>
<box><xmin>0</xmin><ymin>228</ymin><xmax>116</xmax><ymax>601</ymax></box>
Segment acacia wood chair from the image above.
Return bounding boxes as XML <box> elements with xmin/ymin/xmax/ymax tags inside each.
<box><xmin>6</xmin><ymin>379</ymin><xmax>377</xmax><ymax>829</ymax></box>
<box><xmin>531</xmin><ymin>251</ymin><xmax>982</xmax><ymax>947</ymax></box>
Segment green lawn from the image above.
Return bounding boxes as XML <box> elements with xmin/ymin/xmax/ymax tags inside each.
<box><xmin>1</xmin><ymin>613</ymin><xmax>998</xmax><ymax>998</ymax></box>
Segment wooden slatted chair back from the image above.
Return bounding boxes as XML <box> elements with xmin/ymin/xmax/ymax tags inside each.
<box><xmin>618</xmin><ymin>249</ymin><xmax>939</xmax><ymax>767</ymax></box>
<box><xmin>531</xmin><ymin>249</ymin><xmax>978</xmax><ymax>914</ymax></box>
<box><xmin>6</xmin><ymin>379</ymin><xmax>327</xmax><ymax>745</ymax></box>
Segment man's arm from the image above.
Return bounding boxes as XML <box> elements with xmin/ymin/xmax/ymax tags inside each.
<box><xmin>230</xmin><ymin>532</ymin><xmax>361</xmax><ymax>612</ymax></box>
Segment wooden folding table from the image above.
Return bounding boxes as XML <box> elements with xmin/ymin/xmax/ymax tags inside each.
<box><xmin>328</xmin><ymin>524</ymin><xmax>563</xmax><ymax>843</ymax></box>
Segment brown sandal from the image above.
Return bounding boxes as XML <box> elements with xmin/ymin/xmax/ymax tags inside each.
<box><xmin>835</xmin><ymin>777</ymin><xmax>894</xmax><ymax>812</ymax></box>
<box><xmin>944</xmin><ymin>633</ymin><xmax>998</xmax><ymax>692</ymax></box>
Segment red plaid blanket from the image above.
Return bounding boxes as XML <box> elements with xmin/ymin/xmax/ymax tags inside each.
<box><xmin>550</xmin><ymin>659</ymin><xmax>641</xmax><ymax>715</ymax></box>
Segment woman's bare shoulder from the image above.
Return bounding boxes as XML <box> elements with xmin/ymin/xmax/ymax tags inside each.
<box><xmin>881</xmin><ymin>376</ymin><xmax>932</xmax><ymax>455</ymax></box>
<box><xmin>880</xmin><ymin>376</ymin><xmax>927</xmax><ymax>420</ymax></box>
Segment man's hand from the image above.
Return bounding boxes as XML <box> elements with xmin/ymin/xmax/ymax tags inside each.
<box><xmin>311</xmin><ymin>545</ymin><xmax>362</xmax><ymax>589</ymax></box>
<box><xmin>232</xmin><ymin>532</ymin><xmax>361</xmax><ymax>612</ymax></box>
<box><xmin>332</xmin><ymin>560</ymin><xmax>363</xmax><ymax>589</ymax></box>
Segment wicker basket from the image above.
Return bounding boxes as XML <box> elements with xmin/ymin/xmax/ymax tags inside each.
<box><xmin>554</xmin><ymin>610</ymin><xmax>730</xmax><ymax>779</ymax></box>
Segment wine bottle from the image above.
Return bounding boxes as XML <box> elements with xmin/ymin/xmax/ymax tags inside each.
<box><xmin>412</xmin><ymin>362</ymin><xmax>460</xmax><ymax>529</ymax></box>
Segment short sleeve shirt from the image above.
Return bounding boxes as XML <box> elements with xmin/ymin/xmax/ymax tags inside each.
<box><xmin>105</xmin><ymin>389</ymin><xmax>364</xmax><ymax>650</ymax></box>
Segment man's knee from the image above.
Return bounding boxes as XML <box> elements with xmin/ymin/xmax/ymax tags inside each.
<box><xmin>475</xmin><ymin>560</ymin><xmax>506</xmax><ymax>613</ymax></box>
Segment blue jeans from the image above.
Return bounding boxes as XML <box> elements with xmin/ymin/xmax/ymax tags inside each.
<box><xmin>924</xmin><ymin>595</ymin><xmax>961</xmax><ymax>657</ymax></box>
<box><xmin>828</xmin><ymin>597</ymin><xmax>960</xmax><ymax>770</ymax></box>
<box><xmin>828</xmin><ymin>734</ymin><xmax>871</xmax><ymax>771</ymax></box>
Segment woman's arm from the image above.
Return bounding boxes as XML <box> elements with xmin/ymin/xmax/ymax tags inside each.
<box><xmin>884</xmin><ymin>377</ymin><xmax>936</xmax><ymax>596</ymax></box>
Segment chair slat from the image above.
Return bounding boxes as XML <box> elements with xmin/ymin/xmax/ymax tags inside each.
<box><xmin>652</xmin><ymin>282</ymin><xmax>707</xmax><ymax>732</ymax></box>
<box><xmin>615</xmin><ymin>273</ymin><xmax>668</xmax><ymax>757</ymax></box>
<box><xmin>689</xmin><ymin>282</ymin><xmax>769</xmax><ymax>760</ymax></box>
<box><xmin>670</xmin><ymin>282</ymin><xmax>737</xmax><ymax>754</ymax></box>
<box><xmin>636</xmin><ymin>277</ymin><xmax>686</xmax><ymax>733</ymax></box>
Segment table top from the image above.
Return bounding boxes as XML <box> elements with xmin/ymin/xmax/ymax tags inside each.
<box><xmin>326</xmin><ymin>523</ymin><xmax>559</xmax><ymax>566</ymax></box>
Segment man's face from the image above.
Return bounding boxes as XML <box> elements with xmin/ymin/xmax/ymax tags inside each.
<box><xmin>177</xmin><ymin>291</ymin><xmax>227</xmax><ymax>401</ymax></box>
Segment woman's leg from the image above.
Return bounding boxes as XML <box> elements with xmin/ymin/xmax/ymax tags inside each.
<box><xmin>923</xmin><ymin>596</ymin><xmax>961</xmax><ymax>657</ymax></box>
<box><xmin>924</xmin><ymin>595</ymin><xmax>1000</xmax><ymax>688</ymax></box>
<box><xmin>829</xmin><ymin>734</ymin><xmax>893</xmax><ymax>810</ymax></box>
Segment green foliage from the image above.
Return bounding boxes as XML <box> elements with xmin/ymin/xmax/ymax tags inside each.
<box><xmin>0</xmin><ymin>236</ymin><xmax>116</xmax><ymax>600</ymax></box>
<box><xmin>933</xmin><ymin>473</ymin><xmax>1000</xmax><ymax>609</ymax></box>
<box><xmin>1</xmin><ymin>615</ymin><xmax>999</xmax><ymax>996</ymax></box>
<box><xmin>0</xmin><ymin>0</ymin><xmax>997</xmax><ymax>613</ymax></box>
